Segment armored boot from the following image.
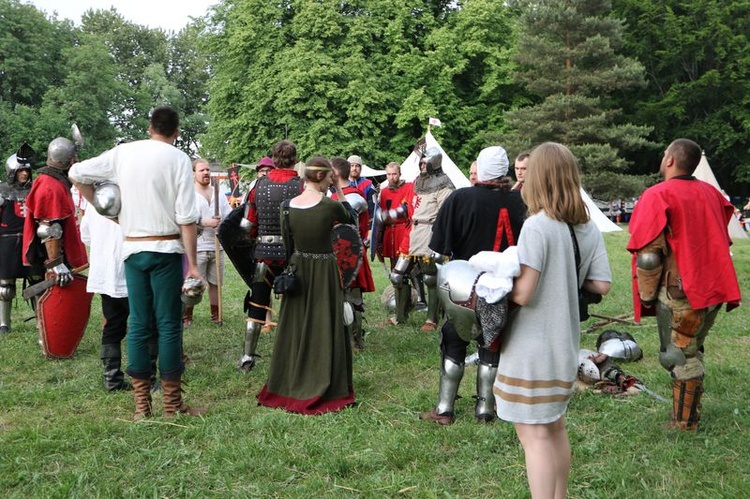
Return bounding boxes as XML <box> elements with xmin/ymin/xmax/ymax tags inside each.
<box><xmin>101</xmin><ymin>343</ymin><xmax>131</xmax><ymax>391</ymax></box>
<box><xmin>182</xmin><ymin>306</ymin><xmax>193</xmax><ymax>328</ymax></box>
<box><xmin>411</xmin><ymin>274</ymin><xmax>427</xmax><ymax>311</ymax></box>
<box><xmin>419</xmin><ymin>357</ymin><xmax>464</xmax><ymax>425</ymax></box>
<box><xmin>131</xmin><ymin>377</ymin><xmax>152</xmax><ymax>421</ymax></box>
<box><xmin>0</xmin><ymin>298</ymin><xmax>11</xmax><ymax>335</ymax></box>
<box><xmin>395</xmin><ymin>284</ymin><xmax>412</xmax><ymax>324</ymax></box>
<box><xmin>475</xmin><ymin>362</ymin><xmax>498</xmax><ymax>423</ymax></box>
<box><xmin>238</xmin><ymin>320</ymin><xmax>262</xmax><ymax>372</ymax></box>
<box><xmin>162</xmin><ymin>378</ymin><xmax>206</xmax><ymax>417</ymax></box>
<box><xmin>210</xmin><ymin>305</ymin><xmax>222</xmax><ymax>324</ymax></box>
<box><xmin>672</xmin><ymin>377</ymin><xmax>703</xmax><ymax>430</ymax></box>
<box><xmin>425</xmin><ymin>285</ymin><xmax>441</xmax><ymax>326</ymax></box>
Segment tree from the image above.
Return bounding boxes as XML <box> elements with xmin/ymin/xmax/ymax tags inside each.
<box><xmin>612</xmin><ymin>0</ymin><xmax>750</xmax><ymax>196</ymax></box>
<box><xmin>502</xmin><ymin>0</ymin><xmax>654</xmax><ymax>199</ymax></box>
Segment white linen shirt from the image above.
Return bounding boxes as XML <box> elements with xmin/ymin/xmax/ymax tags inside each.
<box><xmin>80</xmin><ymin>207</ymin><xmax>128</xmax><ymax>298</ymax></box>
<box><xmin>195</xmin><ymin>188</ymin><xmax>232</xmax><ymax>252</ymax></box>
<box><xmin>69</xmin><ymin>139</ymin><xmax>198</xmax><ymax>261</ymax></box>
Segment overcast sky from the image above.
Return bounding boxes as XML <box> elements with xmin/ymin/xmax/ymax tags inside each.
<box><xmin>25</xmin><ymin>0</ymin><xmax>215</xmax><ymax>32</ymax></box>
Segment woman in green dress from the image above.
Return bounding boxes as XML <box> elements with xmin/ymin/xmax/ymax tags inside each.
<box><xmin>257</xmin><ymin>156</ymin><xmax>357</xmax><ymax>414</ymax></box>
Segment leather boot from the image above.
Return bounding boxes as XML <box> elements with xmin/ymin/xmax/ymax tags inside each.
<box><xmin>210</xmin><ymin>305</ymin><xmax>222</xmax><ymax>324</ymax></box>
<box><xmin>182</xmin><ymin>306</ymin><xmax>193</xmax><ymax>328</ymax></box>
<box><xmin>162</xmin><ymin>378</ymin><xmax>206</xmax><ymax>417</ymax></box>
<box><xmin>672</xmin><ymin>377</ymin><xmax>703</xmax><ymax>430</ymax></box>
<box><xmin>101</xmin><ymin>343</ymin><xmax>131</xmax><ymax>392</ymax></box>
<box><xmin>132</xmin><ymin>377</ymin><xmax>153</xmax><ymax>421</ymax></box>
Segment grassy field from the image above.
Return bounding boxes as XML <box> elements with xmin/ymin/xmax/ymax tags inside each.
<box><xmin>1</xmin><ymin>229</ymin><xmax>749</xmax><ymax>498</ymax></box>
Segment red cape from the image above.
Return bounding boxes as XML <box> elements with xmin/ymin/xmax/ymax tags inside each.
<box><xmin>23</xmin><ymin>174</ymin><xmax>87</xmax><ymax>268</ymax></box>
<box><xmin>627</xmin><ymin>177</ymin><xmax>740</xmax><ymax>321</ymax></box>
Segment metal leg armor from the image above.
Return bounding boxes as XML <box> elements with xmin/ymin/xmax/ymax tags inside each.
<box><xmin>436</xmin><ymin>356</ymin><xmax>464</xmax><ymax>416</ymax></box>
<box><xmin>422</xmin><ymin>261</ymin><xmax>440</xmax><ymax>326</ymax></box>
<box><xmin>395</xmin><ymin>282</ymin><xmax>411</xmax><ymax>324</ymax></box>
<box><xmin>0</xmin><ymin>279</ymin><xmax>16</xmax><ymax>334</ymax></box>
<box><xmin>239</xmin><ymin>320</ymin><xmax>262</xmax><ymax>372</ymax></box>
<box><xmin>475</xmin><ymin>362</ymin><xmax>498</xmax><ymax>422</ymax></box>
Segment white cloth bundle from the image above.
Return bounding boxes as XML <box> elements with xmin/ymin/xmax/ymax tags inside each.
<box><xmin>468</xmin><ymin>247</ymin><xmax>520</xmax><ymax>303</ymax></box>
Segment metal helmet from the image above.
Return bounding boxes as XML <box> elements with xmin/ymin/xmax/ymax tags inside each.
<box><xmin>46</xmin><ymin>137</ymin><xmax>77</xmax><ymax>169</ymax></box>
<box><xmin>578</xmin><ymin>349</ymin><xmax>601</xmax><ymax>383</ymax></box>
<box><xmin>436</xmin><ymin>260</ymin><xmax>481</xmax><ymax>342</ymax></box>
<box><xmin>421</xmin><ymin>147</ymin><xmax>443</xmax><ymax>175</ymax></box>
<box><xmin>92</xmin><ymin>181</ymin><xmax>122</xmax><ymax>218</ymax></box>
<box><xmin>5</xmin><ymin>143</ymin><xmax>35</xmax><ymax>186</ymax></box>
<box><xmin>344</xmin><ymin>192</ymin><xmax>368</xmax><ymax>214</ymax></box>
<box><xmin>596</xmin><ymin>330</ymin><xmax>642</xmax><ymax>361</ymax></box>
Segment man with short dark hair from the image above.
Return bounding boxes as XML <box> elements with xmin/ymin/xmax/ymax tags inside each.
<box><xmin>70</xmin><ymin>105</ymin><xmax>204</xmax><ymax>419</ymax></box>
<box><xmin>628</xmin><ymin>138</ymin><xmax>741</xmax><ymax>430</ymax></box>
<box><xmin>512</xmin><ymin>152</ymin><xmax>529</xmax><ymax>191</ymax></box>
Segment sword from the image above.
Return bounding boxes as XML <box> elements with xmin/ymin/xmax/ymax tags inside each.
<box><xmin>22</xmin><ymin>264</ymin><xmax>90</xmax><ymax>300</ymax></box>
<box><xmin>633</xmin><ymin>382</ymin><xmax>668</xmax><ymax>403</ymax></box>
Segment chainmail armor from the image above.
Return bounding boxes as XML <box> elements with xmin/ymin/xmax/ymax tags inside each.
<box><xmin>254</xmin><ymin>175</ymin><xmax>302</xmax><ymax>261</ymax></box>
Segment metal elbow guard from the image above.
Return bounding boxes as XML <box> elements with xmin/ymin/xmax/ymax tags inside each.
<box><xmin>636</xmin><ymin>251</ymin><xmax>663</xmax><ymax>303</ymax></box>
<box><xmin>430</xmin><ymin>251</ymin><xmax>449</xmax><ymax>265</ymax></box>
<box><xmin>36</xmin><ymin>222</ymin><xmax>63</xmax><ymax>243</ymax></box>
<box><xmin>239</xmin><ymin>217</ymin><xmax>254</xmax><ymax>235</ymax></box>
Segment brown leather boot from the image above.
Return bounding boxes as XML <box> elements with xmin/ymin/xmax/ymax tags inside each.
<box><xmin>162</xmin><ymin>378</ymin><xmax>206</xmax><ymax>418</ymax></box>
<box><xmin>132</xmin><ymin>377</ymin><xmax>153</xmax><ymax>421</ymax></box>
<box><xmin>210</xmin><ymin>305</ymin><xmax>221</xmax><ymax>324</ymax></box>
<box><xmin>182</xmin><ymin>306</ymin><xmax>193</xmax><ymax>328</ymax></box>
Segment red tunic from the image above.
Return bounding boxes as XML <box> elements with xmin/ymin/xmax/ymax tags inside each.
<box><xmin>22</xmin><ymin>174</ymin><xmax>87</xmax><ymax>268</ymax></box>
<box><xmin>331</xmin><ymin>187</ymin><xmax>375</xmax><ymax>292</ymax></box>
<box><xmin>378</xmin><ymin>181</ymin><xmax>413</xmax><ymax>259</ymax></box>
<box><xmin>627</xmin><ymin>177</ymin><xmax>740</xmax><ymax>321</ymax></box>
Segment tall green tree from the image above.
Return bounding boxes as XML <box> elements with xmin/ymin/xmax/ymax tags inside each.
<box><xmin>503</xmin><ymin>0</ymin><xmax>653</xmax><ymax>199</ymax></box>
<box><xmin>612</xmin><ymin>0</ymin><xmax>750</xmax><ymax>195</ymax></box>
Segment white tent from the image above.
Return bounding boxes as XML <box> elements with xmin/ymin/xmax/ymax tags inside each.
<box><xmin>360</xmin><ymin>164</ymin><xmax>387</xmax><ymax>177</ymax></box>
<box><xmin>693</xmin><ymin>153</ymin><xmax>747</xmax><ymax>240</ymax></box>
<box><xmin>400</xmin><ymin>130</ymin><xmax>471</xmax><ymax>189</ymax></box>
<box><xmin>582</xmin><ymin>189</ymin><xmax>621</xmax><ymax>232</ymax></box>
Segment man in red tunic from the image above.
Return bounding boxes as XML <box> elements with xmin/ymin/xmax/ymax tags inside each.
<box><xmin>376</xmin><ymin>162</ymin><xmax>413</xmax><ymax>325</ymax></box>
<box><xmin>331</xmin><ymin>157</ymin><xmax>375</xmax><ymax>351</ymax></box>
<box><xmin>627</xmin><ymin>138</ymin><xmax>741</xmax><ymax>430</ymax></box>
<box><xmin>23</xmin><ymin>137</ymin><xmax>88</xmax><ymax>287</ymax></box>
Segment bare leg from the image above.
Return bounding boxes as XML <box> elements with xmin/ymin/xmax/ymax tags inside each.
<box><xmin>514</xmin><ymin>417</ymin><xmax>570</xmax><ymax>499</ymax></box>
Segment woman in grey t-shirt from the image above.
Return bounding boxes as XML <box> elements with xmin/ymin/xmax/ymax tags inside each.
<box><xmin>494</xmin><ymin>142</ymin><xmax>612</xmax><ymax>499</ymax></box>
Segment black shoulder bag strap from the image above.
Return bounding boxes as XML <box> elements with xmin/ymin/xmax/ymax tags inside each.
<box><xmin>281</xmin><ymin>199</ymin><xmax>295</xmax><ymax>263</ymax></box>
<box><xmin>567</xmin><ymin>223</ymin><xmax>581</xmax><ymax>289</ymax></box>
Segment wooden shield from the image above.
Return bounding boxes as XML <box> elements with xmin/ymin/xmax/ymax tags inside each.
<box><xmin>38</xmin><ymin>275</ymin><xmax>93</xmax><ymax>359</ymax></box>
<box><xmin>332</xmin><ymin>224</ymin><xmax>363</xmax><ymax>288</ymax></box>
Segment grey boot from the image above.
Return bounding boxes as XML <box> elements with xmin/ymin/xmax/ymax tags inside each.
<box><xmin>101</xmin><ymin>343</ymin><xmax>131</xmax><ymax>392</ymax></box>
<box><xmin>239</xmin><ymin>321</ymin><xmax>262</xmax><ymax>372</ymax></box>
<box><xmin>475</xmin><ymin>362</ymin><xmax>498</xmax><ymax>423</ymax></box>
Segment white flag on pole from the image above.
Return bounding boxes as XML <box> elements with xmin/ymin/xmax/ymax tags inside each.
<box><xmin>428</xmin><ymin>117</ymin><xmax>442</xmax><ymax>127</ymax></box>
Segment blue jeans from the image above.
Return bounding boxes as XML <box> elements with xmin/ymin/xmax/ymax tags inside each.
<box><xmin>124</xmin><ymin>252</ymin><xmax>183</xmax><ymax>380</ymax></box>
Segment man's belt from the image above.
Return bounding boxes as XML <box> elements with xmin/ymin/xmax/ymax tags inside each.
<box><xmin>125</xmin><ymin>234</ymin><xmax>181</xmax><ymax>242</ymax></box>
<box><xmin>257</xmin><ymin>235</ymin><xmax>284</xmax><ymax>244</ymax></box>
<box><xmin>412</xmin><ymin>220</ymin><xmax>434</xmax><ymax>226</ymax></box>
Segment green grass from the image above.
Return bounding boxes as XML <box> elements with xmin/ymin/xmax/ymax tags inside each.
<box><xmin>1</xmin><ymin>229</ymin><xmax>749</xmax><ymax>497</ymax></box>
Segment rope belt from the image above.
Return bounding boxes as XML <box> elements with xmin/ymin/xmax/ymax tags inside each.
<box><xmin>125</xmin><ymin>234</ymin><xmax>180</xmax><ymax>242</ymax></box>
<box><xmin>294</xmin><ymin>250</ymin><xmax>336</xmax><ymax>260</ymax></box>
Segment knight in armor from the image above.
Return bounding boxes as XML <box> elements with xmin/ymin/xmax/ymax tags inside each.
<box><xmin>627</xmin><ymin>138</ymin><xmax>740</xmax><ymax>430</ymax></box>
<box><xmin>347</xmin><ymin>154</ymin><xmax>378</xmax><ymax>218</ymax></box>
<box><xmin>330</xmin><ymin>157</ymin><xmax>375</xmax><ymax>351</ymax></box>
<box><xmin>238</xmin><ymin>140</ymin><xmax>304</xmax><ymax>372</ymax></box>
<box><xmin>390</xmin><ymin>146</ymin><xmax>455</xmax><ymax>332</ymax></box>
<box><xmin>418</xmin><ymin>146</ymin><xmax>526</xmax><ymax>425</ymax></box>
<box><xmin>22</xmin><ymin>137</ymin><xmax>88</xmax><ymax>298</ymax></box>
<box><xmin>0</xmin><ymin>144</ymin><xmax>39</xmax><ymax>334</ymax></box>
<box><xmin>375</xmin><ymin>162</ymin><xmax>413</xmax><ymax>326</ymax></box>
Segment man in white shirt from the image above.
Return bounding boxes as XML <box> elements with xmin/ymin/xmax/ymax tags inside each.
<box><xmin>69</xmin><ymin>106</ymin><xmax>204</xmax><ymax>420</ymax></box>
<box><xmin>186</xmin><ymin>159</ymin><xmax>232</xmax><ymax>326</ymax></box>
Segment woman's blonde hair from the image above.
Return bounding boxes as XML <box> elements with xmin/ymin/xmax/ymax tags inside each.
<box><xmin>522</xmin><ymin>142</ymin><xmax>589</xmax><ymax>225</ymax></box>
